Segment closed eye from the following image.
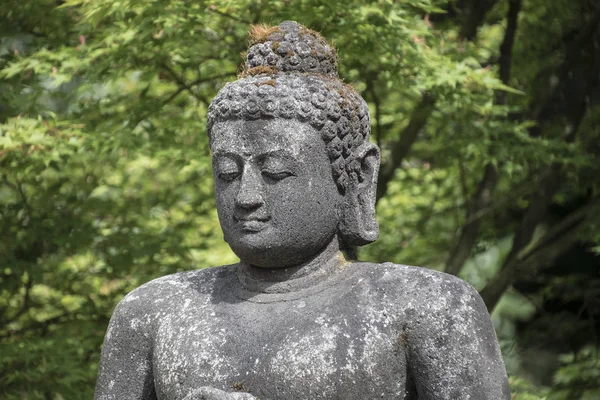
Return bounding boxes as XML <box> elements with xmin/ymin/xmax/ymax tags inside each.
<box><xmin>217</xmin><ymin>171</ymin><xmax>240</xmax><ymax>182</ymax></box>
<box><xmin>262</xmin><ymin>170</ymin><xmax>294</xmax><ymax>181</ymax></box>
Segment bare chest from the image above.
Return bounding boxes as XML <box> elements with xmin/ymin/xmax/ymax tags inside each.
<box><xmin>152</xmin><ymin>296</ymin><xmax>412</xmax><ymax>400</ymax></box>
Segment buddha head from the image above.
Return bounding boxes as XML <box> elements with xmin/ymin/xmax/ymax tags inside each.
<box><xmin>207</xmin><ymin>21</ymin><xmax>380</xmax><ymax>268</ymax></box>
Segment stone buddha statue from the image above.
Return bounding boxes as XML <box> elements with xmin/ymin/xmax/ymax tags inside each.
<box><xmin>95</xmin><ymin>21</ymin><xmax>510</xmax><ymax>400</ymax></box>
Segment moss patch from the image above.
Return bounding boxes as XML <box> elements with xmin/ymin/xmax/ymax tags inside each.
<box><xmin>248</xmin><ymin>24</ymin><xmax>280</xmax><ymax>45</ymax></box>
<box><xmin>260</xmin><ymin>79</ymin><xmax>277</xmax><ymax>87</ymax></box>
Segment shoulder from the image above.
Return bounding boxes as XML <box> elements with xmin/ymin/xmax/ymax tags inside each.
<box><xmin>110</xmin><ymin>264</ymin><xmax>238</xmax><ymax>328</ymax></box>
<box><xmin>354</xmin><ymin>262</ymin><xmax>480</xmax><ymax>300</ymax></box>
<box><xmin>353</xmin><ymin>262</ymin><xmax>487</xmax><ymax>322</ymax></box>
<box><xmin>127</xmin><ymin>264</ymin><xmax>236</xmax><ymax>298</ymax></box>
<box><xmin>362</xmin><ymin>262</ymin><xmax>496</xmax><ymax>342</ymax></box>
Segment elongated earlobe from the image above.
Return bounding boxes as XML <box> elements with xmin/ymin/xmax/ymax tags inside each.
<box><xmin>339</xmin><ymin>143</ymin><xmax>380</xmax><ymax>246</ymax></box>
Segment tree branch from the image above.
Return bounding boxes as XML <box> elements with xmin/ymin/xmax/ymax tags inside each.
<box><xmin>478</xmin><ymin>62</ymin><xmax>592</xmax><ymax>307</ymax></box>
<box><xmin>495</xmin><ymin>52</ymin><xmax>588</xmax><ymax>273</ymax></box>
<box><xmin>16</xmin><ymin>181</ymin><xmax>32</xmax><ymax>220</ymax></box>
<box><xmin>445</xmin><ymin>164</ymin><xmax>499</xmax><ymax>275</ymax></box>
<box><xmin>445</xmin><ymin>0</ymin><xmax>522</xmax><ymax>276</ymax></box>
<box><xmin>402</xmin><ymin>180</ymin><xmax>443</xmax><ymax>245</ymax></box>
<box><xmin>374</xmin><ymin>0</ymin><xmax>510</xmax><ymax>204</ymax></box>
<box><xmin>460</xmin><ymin>0</ymin><xmax>500</xmax><ymax>40</ymax></box>
<box><xmin>160</xmin><ymin>63</ymin><xmax>217</xmax><ymax>106</ymax></box>
<box><xmin>134</xmin><ymin>69</ymin><xmax>236</xmax><ymax>126</ymax></box>
<box><xmin>366</xmin><ymin>79</ymin><xmax>383</xmax><ymax>148</ymax></box>
<box><xmin>1</xmin><ymin>274</ymin><xmax>33</xmax><ymax>326</ymax></box>
<box><xmin>518</xmin><ymin>200</ymin><xmax>600</xmax><ymax>268</ymax></box>
<box><xmin>160</xmin><ymin>70</ymin><xmax>236</xmax><ymax>107</ymax></box>
<box><xmin>207</xmin><ymin>5</ymin><xmax>252</xmax><ymax>25</ymax></box>
<box><xmin>501</xmin><ymin>165</ymin><xmax>563</xmax><ymax>269</ymax></box>
<box><xmin>479</xmin><ymin>113</ymin><xmax>586</xmax><ymax>310</ymax></box>
<box><xmin>376</xmin><ymin>93</ymin><xmax>436</xmax><ymax>201</ymax></box>
<box><xmin>480</xmin><ymin>198</ymin><xmax>600</xmax><ymax>311</ymax></box>
<box><xmin>497</xmin><ymin>0</ymin><xmax>521</xmax><ymax>102</ymax></box>
<box><xmin>529</xmin><ymin>9</ymin><xmax>600</xmax><ymax>124</ymax></box>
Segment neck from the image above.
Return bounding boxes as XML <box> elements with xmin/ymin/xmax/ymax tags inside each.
<box><xmin>236</xmin><ymin>238</ymin><xmax>348</xmax><ymax>296</ymax></box>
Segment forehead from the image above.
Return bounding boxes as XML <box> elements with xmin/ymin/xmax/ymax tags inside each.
<box><xmin>210</xmin><ymin>119</ymin><xmax>322</xmax><ymax>157</ymax></box>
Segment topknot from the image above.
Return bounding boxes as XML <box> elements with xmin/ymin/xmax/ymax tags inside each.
<box><xmin>242</xmin><ymin>21</ymin><xmax>338</xmax><ymax>77</ymax></box>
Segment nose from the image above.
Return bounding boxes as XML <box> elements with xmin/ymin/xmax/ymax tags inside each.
<box><xmin>235</xmin><ymin>167</ymin><xmax>264</xmax><ymax>210</ymax></box>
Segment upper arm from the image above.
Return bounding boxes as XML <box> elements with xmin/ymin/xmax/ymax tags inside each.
<box><xmin>94</xmin><ymin>290</ymin><xmax>157</xmax><ymax>400</ymax></box>
<box><xmin>407</xmin><ymin>276</ymin><xmax>510</xmax><ymax>400</ymax></box>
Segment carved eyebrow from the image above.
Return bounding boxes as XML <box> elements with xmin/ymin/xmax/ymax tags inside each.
<box><xmin>211</xmin><ymin>149</ymin><xmax>296</xmax><ymax>161</ymax></box>
<box><xmin>257</xmin><ymin>149</ymin><xmax>295</xmax><ymax>160</ymax></box>
<box><xmin>212</xmin><ymin>150</ymin><xmax>243</xmax><ymax>160</ymax></box>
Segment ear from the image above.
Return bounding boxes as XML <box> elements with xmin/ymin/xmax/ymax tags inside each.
<box><xmin>339</xmin><ymin>143</ymin><xmax>380</xmax><ymax>246</ymax></box>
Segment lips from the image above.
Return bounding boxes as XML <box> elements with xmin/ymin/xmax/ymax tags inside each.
<box><xmin>234</xmin><ymin>216</ymin><xmax>271</xmax><ymax>232</ymax></box>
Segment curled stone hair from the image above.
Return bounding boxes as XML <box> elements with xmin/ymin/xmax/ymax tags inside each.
<box><xmin>207</xmin><ymin>21</ymin><xmax>371</xmax><ymax>193</ymax></box>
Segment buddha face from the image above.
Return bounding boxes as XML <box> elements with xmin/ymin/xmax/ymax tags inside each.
<box><xmin>211</xmin><ymin>119</ymin><xmax>343</xmax><ymax>268</ymax></box>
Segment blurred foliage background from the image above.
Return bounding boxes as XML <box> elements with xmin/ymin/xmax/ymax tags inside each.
<box><xmin>1</xmin><ymin>0</ymin><xmax>599</xmax><ymax>398</ymax></box>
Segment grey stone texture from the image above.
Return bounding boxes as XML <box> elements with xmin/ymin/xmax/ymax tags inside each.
<box><xmin>95</xmin><ymin>21</ymin><xmax>511</xmax><ymax>400</ymax></box>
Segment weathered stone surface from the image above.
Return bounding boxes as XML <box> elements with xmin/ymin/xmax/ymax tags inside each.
<box><xmin>95</xmin><ymin>262</ymin><xmax>510</xmax><ymax>399</ymax></box>
<box><xmin>94</xmin><ymin>20</ymin><xmax>511</xmax><ymax>400</ymax></box>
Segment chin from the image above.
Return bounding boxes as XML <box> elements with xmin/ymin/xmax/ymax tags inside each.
<box><xmin>223</xmin><ymin>224</ymin><xmax>338</xmax><ymax>267</ymax></box>
<box><xmin>227</xmin><ymin>240</ymin><xmax>317</xmax><ymax>268</ymax></box>
<box><xmin>232</xmin><ymin>248</ymin><xmax>298</xmax><ymax>268</ymax></box>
